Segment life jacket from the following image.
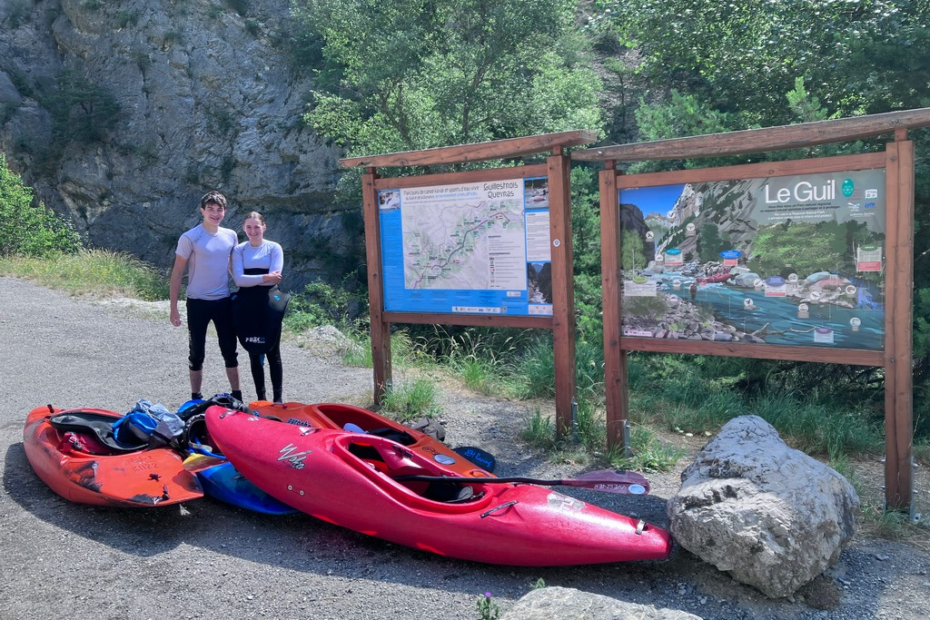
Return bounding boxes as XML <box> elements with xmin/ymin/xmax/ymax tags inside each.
<box><xmin>231</xmin><ymin>268</ymin><xmax>290</xmax><ymax>354</ymax></box>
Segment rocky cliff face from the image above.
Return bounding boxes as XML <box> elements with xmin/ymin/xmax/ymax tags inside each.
<box><xmin>0</xmin><ymin>0</ymin><xmax>353</xmax><ymax>287</ymax></box>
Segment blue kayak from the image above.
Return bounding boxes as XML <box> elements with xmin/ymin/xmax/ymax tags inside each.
<box><xmin>192</xmin><ymin>458</ymin><xmax>297</xmax><ymax>515</ymax></box>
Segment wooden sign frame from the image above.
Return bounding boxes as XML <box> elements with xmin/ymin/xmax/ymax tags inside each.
<box><xmin>574</xmin><ymin>108</ymin><xmax>930</xmax><ymax>512</ymax></box>
<box><xmin>342</xmin><ymin>131</ymin><xmax>596</xmax><ymax>433</ymax></box>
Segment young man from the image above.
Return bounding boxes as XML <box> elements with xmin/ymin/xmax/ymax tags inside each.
<box><xmin>169</xmin><ymin>191</ymin><xmax>242</xmax><ymax>402</ymax></box>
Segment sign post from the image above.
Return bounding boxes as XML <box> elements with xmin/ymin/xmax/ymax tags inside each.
<box><xmin>344</xmin><ymin>131</ymin><xmax>595</xmax><ymax>434</ymax></box>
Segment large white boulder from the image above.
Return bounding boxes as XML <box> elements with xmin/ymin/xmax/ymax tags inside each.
<box><xmin>667</xmin><ymin>415</ymin><xmax>859</xmax><ymax>598</ymax></box>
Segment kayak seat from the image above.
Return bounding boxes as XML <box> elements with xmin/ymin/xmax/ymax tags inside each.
<box><xmin>367</xmin><ymin>427</ymin><xmax>415</xmax><ymax>446</ymax></box>
<box><xmin>347</xmin><ymin>443</ymin><xmax>383</xmax><ymax>462</ymax></box>
<box><xmin>49</xmin><ymin>412</ymin><xmax>148</xmax><ymax>453</ymax></box>
<box><xmin>423</xmin><ymin>481</ymin><xmax>484</xmax><ymax>504</ymax></box>
<box><xmin>344</xmin><ymin>441</ymin><xmax>483</xmax><ymax>504</ymax></box>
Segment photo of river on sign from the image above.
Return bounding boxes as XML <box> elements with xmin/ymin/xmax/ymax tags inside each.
<box><xmin>618</xmin><ymin>169</ymin><xmax>886</xmax><ymax>350</ymax></box>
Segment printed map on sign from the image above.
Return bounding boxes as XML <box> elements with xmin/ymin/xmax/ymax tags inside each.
<box><xmin>401</xmin><ymin>181</ymin><xmax>526</xmax><ymax>290</ymax></box>
<box><xmin>617</xmin><ymin>167</ymin><xmax>887</xmax><ymax>351</ymax></box>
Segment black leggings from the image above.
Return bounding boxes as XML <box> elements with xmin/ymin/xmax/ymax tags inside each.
<box><xmin>186</xmin><ymin>297</ymin><xmax>238</xmax><ymax>371</ymax></box>
<box><xmin>248</xmin><ymin>341</ymin><xmax>282</xmax><ymax>402</ymax></box>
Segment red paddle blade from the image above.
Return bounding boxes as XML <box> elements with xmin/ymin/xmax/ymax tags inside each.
<box><xmin>563</xmin><ymin>469</ymin><xmax>651</xmax><ymax>495</ymax></box>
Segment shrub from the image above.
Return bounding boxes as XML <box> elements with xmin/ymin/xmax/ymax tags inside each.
<box><xmin>0</xmin><ymin>155</ymin><xmax>81</xmax><ymax>257</ymax></box>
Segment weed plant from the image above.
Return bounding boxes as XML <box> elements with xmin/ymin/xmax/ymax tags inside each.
<box><xmin>475</xmin><ymin>592</ymin><xmax>501</xmax><ymax>620</ymax></box>
<box><xmin>340</xmin><ymin>331</ymin><xmax>373</xmax><ymax>367</ymax></box>
<box><xmin>520</xmin><ymin>408</ymin><xmax>555</xmax><ymax>450</ymax></box>
<box><xmin>612</xmin><ymin>425</ymin><xmax>686</xmax><ymax>473</ymax></box>
<box><xmin>380</xmin><ymin>377</ymin><xmax>442</xmax><ymax>423</ymax></box>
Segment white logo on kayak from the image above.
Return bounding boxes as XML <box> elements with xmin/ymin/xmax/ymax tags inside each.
<box><xmin>547</xmin><ymin>492</ymin><xmax>584</xmax><ymax>512</ymax></box>
<box><xmin>278</xmin><ymin>443</ymin><xmax>312</xmax><ymax>469</ymax></box>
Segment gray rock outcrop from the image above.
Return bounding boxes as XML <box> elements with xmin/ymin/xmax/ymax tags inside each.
<box><xmin>0</xmin><ymin>0</ymin><xmax>350</xmax><ymax>287</ymax></box>
<box><xmin>501</xmin><ymin>587</ymin><xmax>704</xmax><ymax>620</ymax></box>
<box><xmin>666</xmin><ymin>415</ymin><xmax>860</xmax><ymax>598</ymax></box>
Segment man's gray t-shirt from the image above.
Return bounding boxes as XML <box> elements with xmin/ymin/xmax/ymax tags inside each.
<box><xmin>175</xmin><ymin>224</ymin><xmax>238</xmax><ymax>300</ymax></box>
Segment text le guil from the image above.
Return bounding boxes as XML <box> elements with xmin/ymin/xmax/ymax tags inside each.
<box><xmin>764</xmin><ymin>180</ymin><xmax>835</xmax><ymax>204</ymax></box>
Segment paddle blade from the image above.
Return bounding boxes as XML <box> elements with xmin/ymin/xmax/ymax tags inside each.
<box><xmin>453</xmin><ymin>446</ymin><xmax>496</xmax><ymax>473</ymax></box>
<box><xmin>563</xmin><ymin>469</ymin><xmax>650</xmax><ymax>495</ymax></box>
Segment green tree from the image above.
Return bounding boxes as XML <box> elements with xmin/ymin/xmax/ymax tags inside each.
<box><xmin>698</xmin><ymin>221</ymin><xmax>723</xmax><ymax>263</ymax></box>
<box><xmin>628</xmin><ymin>89</ymin><xmax>746</xmax><ymax>173</ymax></box>
<box><xmin>620</xmin><ymin>228</ymin><xmax>646</xmax><ymax>271</ymax></box>
<box><xmin>294</xmin><ymin>0</ymin><xmax>603</xmax><ymax>156</ymax></box>
<box><xmin>45</xmin><ymin>69</ymin><xmax>121</xmax><ymax>144</ymax></box>
<box><xmin>590</xmin><ymin>0</ymin><xmax>930</xmax><ymax>120</ymax></box>
<box><xmin>0</xmin><ymin>155</ymin><xmax>81</xmax><ymax>257</ymax></box>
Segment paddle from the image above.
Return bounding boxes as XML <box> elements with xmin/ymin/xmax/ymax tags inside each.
<box><xmin>394</xmin><ymin>469</ymin><xmax>650</xmax><ymax>495</ymax></box>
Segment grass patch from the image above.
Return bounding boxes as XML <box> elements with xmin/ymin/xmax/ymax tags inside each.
<box><xmin>512</xmin><ymin>339</ymin><xmax>556</xmax><ymax>399</ymax></box>
<box><xmin>520</xmin><ymin>408</ymin><xmax>555</xmax><ymax>450</ymax></box>
<box><xmin>380</xmin><ymin>377</ymin><xmax>442</xmax><ymax>423</ymax></box>
<box><xmin>833</xmin><ymin>451</ymin><xmax>929</xmax><ymax>546</ymax></box>
<box><xmin>752</xmin><ymin>394</ymin><xmax>882</xmax><ymax>456</ymax></box>
<box><xmin>914</xmin><ymin>439</ymin><xmax>930</xmax><ymax>464</ymax></box>
<box><xmin>0</xmin><ymin>249</ymin><xmax>169</xmax><ymax>300</ymax></box>
<box><xmin>518</xmin><ymin>409</ymin><xmax>588</xmax><ymax>466</ymax></box>
<box><xmin>519</xmin><ymin>404</ymin><xmax>685</xmax><ymax>472</ymax></box>
<box><xmin>456</xmin><ymin>356</ymin><xmax>497</xmax><ymax>394</ymax></box>
<box><xmin>341</xmin><ymin>331</ymin><xmax>373</xmax><ymax>367</ymax></box>
<box><xmin>612</xmin><ymin>425</ymin><xmax>686</xmax><ymax>473</ymax></box>
<box><xmin>574</xmin><ymin>397</ymin><xmax>606</xmax><ymax>452</ymax></box>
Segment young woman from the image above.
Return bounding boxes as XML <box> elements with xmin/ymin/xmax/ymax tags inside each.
<box><xmin>231</xmin><ymin>212</ymin><xmax>287</xmax><ymax>403</ymax></box>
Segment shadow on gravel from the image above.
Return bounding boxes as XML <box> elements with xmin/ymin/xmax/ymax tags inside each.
<box><xmin>4</xmin><ymin>440</ymin><xmax>696</xmax><ymax>601</ymax></box>
<box><xmin>13</xmin><ymin>438</ymin><xmax>887</xmax><ymax>619</ymax></box>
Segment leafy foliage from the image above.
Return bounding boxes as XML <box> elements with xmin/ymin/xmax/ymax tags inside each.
<box><xmin>44</xmin><ymin>69</ymin><xmax>121</xmax><ymax>144</ymax></box>
<box><xmin>0</xmin><ymin>155</ymin><xmax>81</xmax><ymax>257</ymax></box>
<box><xmin>590</xmin><ymin>0</ymin><xmax>930</xmax><ymax>119</ymax></box>
<box><xmin>284</xmin><ymin>280</ymin><xmax>364</xmax><ymax>333</ymax></box>
<box><xmin>293</xmin><ymin>0</ymin><xmax>603</xmax><ymax>156</ymax></box>
<box><xmin>28</xmin><ymin>68</ymin><xmax>122</xmax><ymax>172</ymax></box>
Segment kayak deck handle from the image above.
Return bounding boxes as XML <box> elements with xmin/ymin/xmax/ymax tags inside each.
<box><xmin>480</xmin><ymin>500</ymin><xmax>518</xmax><ymax>519</ymax></box>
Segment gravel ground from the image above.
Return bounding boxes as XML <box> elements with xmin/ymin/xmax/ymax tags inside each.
<box><xmin>1</xmin><ymin>276</ymin><xmax>928</xmax><ymax>620</ymax></box>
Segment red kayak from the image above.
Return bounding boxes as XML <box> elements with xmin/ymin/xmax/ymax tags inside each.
<box><xmin>23</xmin><ymin>405</ymin><xmax>203</xmax><ymax>507</ymax></box>
<box><xmin>247</xmin><ymin>401</ymin><xmax>494</xmax><ymax>477</ymax></box>
<box><xmin>179</xmin><ymin>399</ymin><xmax>491</xmax><ymax>514</ymax></box>
<box><xmin>698</xmin><ymin>272</ymin><xmax>732</xmax><ymax>285</ymax></box>
<box><xmin>205</xmin><ymin>406</ymin><xmax>673</xmax><ymax>566</ymax></box>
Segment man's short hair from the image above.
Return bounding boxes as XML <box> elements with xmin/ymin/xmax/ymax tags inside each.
<box><xmin>200</xmin><ymin>191</ymin><xmax>227</xmax><ymax>210</ymax></box>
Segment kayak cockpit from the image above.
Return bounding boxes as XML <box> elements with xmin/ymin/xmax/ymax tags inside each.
<box><xmin>333</xmin><ymin>433</ymin><xmax>493</xmax><ymax>511</ymax></box>
<box><xmin>49</xmin><ymin>410</ymin><xmax>151</xmax><ymax>453</ymax></box>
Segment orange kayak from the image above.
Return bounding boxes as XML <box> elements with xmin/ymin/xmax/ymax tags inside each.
<box><xmin>23</xmin><ymin>405</ymin><xmax>203</xmax><ymax>507</ymax></box>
